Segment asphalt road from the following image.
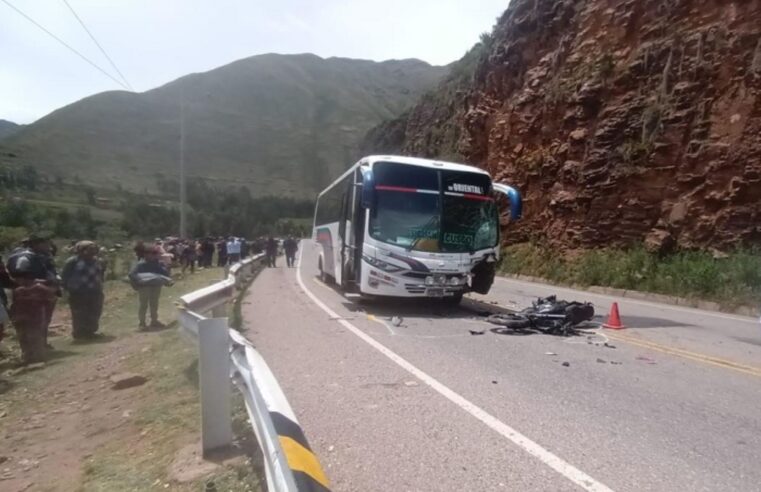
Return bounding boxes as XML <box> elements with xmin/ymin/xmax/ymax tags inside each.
<box><xmin>241</xmin><ymin>246</ymin><xmax>761</xmax><ymax>492</ymax></box>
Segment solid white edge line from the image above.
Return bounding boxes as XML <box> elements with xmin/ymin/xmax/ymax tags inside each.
<box><xmin>295</xmin><ymin>248</ymin><xmax>613</xmax><ymax>492</ymax></box>
<box><xmin>496</xmin><ymin>277</ymin><xmax>757</xmax><ymax>324</ymax></box>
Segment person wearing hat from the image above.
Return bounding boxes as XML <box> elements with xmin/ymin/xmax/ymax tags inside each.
<box><xmin>129</xmin><ymin>246</ymin><xmax>172</xmax><ymax>330</ymax></box>
<box><xmin>61</xmin><ymin>241</ymin><xmax>105</xmax><ymax>339</ymax></box>
<box><xmin>7</xmin><ymin>234</ymin><xmax>60</xmax><ymax>348</ymax></box>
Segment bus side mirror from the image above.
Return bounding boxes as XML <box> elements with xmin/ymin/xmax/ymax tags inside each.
<box><xmin>360</xmin><ymin>168</ymin><xmax>375</xmax><ymax>209</ymax></box>
<box><xmin>493</xmin><ymin>183</ymin><xmax>522</xmax><ymax>220</ymax></box>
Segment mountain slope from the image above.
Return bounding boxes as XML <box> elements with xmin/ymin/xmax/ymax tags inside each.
<box><xmin>0</xmin><ymin>54</ymin><xmax>445</xmax><ymax>196</ymax></box>
<box><xmin>0</xmin><ymin>120</ymin><xmax>23</xmax><ymax>141</ymax></box>
<box><xmin>364</xmin><ymin>0</ymin><xmax>761</xmax><ymax>252</ymax></box>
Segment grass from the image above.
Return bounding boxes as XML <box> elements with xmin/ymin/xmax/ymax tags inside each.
<box><xmin>0</xmin><ymin>265</ymin><xmax>263</xmax><ymax>491</ymax></box>
<box><xmin>80</xmin><ymin>326</ymin><xmax>262</xmax><ymax>492</ymax></box>
<box><xmin>501</xmin><ymin>243</ymin><xmax>761</xmax><ymax>308</ymax></box>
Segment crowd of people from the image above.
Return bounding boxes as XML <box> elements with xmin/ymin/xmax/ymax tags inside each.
<box><xmin>0</xmin><ymin>234</ymin><xmax>300</xmax><ymax>365</ymax></box>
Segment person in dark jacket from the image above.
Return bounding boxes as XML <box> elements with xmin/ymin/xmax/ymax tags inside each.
<box><xmin>283</xmin><ymin>237</ymin><xmax>298</xmax><ymax>267</ymax></box>
<box><xmin>6</xmin><ymin>235</ymin><xmax>58</xmax><ymax>363</ymax></box>
<box><xmin>129</xmin><ymin>246</ymin><xmax>172</xmax><ymax>330</ymax></box>
<box><xmin>201</xmin><ymin>238</ymin><xmax>215</xmax><ymax>267</ymax></box>
<box><xmin>216</xmin><ymin>239</ymin><xmax>228</xmax><ymax>267</ymax></box>
<box><xmin>180</xmin><ymin>240</ymin><xmax>197</xmax><ymax>275</ymax></box>
<box><xmin>61</xmin><ymin>241</ymin><xmax>105</xmax><ymax>339</ymax></box>
<box><xmin>240</xmin><ymin>238</ymin><xmax>249</xmax><ymax>259</ymax></box>
<box><xmin>265</xmin><ymin>236</ymin><xmax>278</xmax><ymax>267</ymax></box>
<box><xmin>7</xmin><ymin>235</ymin><xmax>60</xmax><ymax>348</ymax></box>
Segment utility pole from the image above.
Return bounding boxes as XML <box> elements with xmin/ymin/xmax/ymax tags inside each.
<box><xmin>179</xmin><ymin>88</ymin><xmax>187</xmax><ymax>238</ymax></box>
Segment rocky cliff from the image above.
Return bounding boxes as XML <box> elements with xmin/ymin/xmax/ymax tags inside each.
<box><xmin>364</xmin><ymin>0</ymin><xmax>761</xmax><ymax>252</ymax></box>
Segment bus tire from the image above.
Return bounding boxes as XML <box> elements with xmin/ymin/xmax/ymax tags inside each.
<box><xmin>318</xmin><ymin>258</ymin><xmax>329</xmax><ymax>284</ymax></box>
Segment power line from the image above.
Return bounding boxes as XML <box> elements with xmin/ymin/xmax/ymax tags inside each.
<box><xmin>62</xmin><ymin>0</ymin><xmax>133</xmax><ymax>90</ymax></box>
<box><xmin>1</xmin><ymin>0</ymin><xmax>129</xmax><ymax>90</ymax></box>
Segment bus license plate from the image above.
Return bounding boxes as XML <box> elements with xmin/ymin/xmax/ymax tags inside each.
<box><xmin>426</xmin><ymin>288</ymin><xmax>445</xmax><ymax>297</ymax></box>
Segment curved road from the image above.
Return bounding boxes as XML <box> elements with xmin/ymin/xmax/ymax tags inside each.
<box><xmin>241</xmin><ymin>244</ymin><xmax>761</xmax><ymax>492</ymax></box>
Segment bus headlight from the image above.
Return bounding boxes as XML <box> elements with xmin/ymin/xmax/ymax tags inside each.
<box><xmin>434</xmin><ymin>274</ymin><xmax>447</xmax><ymax>285</ymax></box>
<box><xmin>425</xmin><ymin>276</ymin><xmax>435</xmax><ymax>286</ymax></box>
<box><xmin>449</xmin><ymin>276</ymin><xmax>462</xmax><ymax>286</ymax></box>
<box><xmin>363</xmin><ymin>255</ymin><xmax>403</xmax><ymax>273</ymax></box>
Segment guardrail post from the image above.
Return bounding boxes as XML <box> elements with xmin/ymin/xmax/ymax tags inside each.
<box><xmin>198</xmin><ymin>317</ymin><xmax>233</xmax><ymax>456</ymax></box>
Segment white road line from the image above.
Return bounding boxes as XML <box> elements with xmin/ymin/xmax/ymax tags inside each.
<box><xmin>496</xmin><ymin>277</ymin><xmax>757</xmax><ymax>324</ymax></box>
<box><xmin>296</xmin><ymin>250</ymin><xmax>613</xmax><ymax>492</ymax></box>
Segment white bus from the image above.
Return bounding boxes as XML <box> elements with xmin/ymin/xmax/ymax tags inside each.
<box><xmin>313</xmin><ymin>155</ymin><xmax>522</xmax><ymax>304</ymax></box>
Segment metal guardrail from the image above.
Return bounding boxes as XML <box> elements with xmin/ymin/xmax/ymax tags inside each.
<box><xmin>177</xmin><ymin>253</ymin><xmax>330</xmax><ymax>492</ymax></box>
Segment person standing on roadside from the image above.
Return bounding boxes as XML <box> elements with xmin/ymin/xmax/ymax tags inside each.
<box><xmin>240</xmin><ymin>238</ymin><xmax>249</xmax><ymax>259</ymax></box>
<box><xmin>7</xmin><ymin>235</ymin><xmax>60</xmax><ymax>347</ymax></box>
<box><xmin>265</xmin><ymin>236</ymin><xmax>278</xmax><ymax>267</ymax></box>
<box><xmin>129</xmin><ymin>246</ymin><xmax>172</xmax><ymax>330</ymax></box>
<box><xmin>0</xmin><ymin>257</ymin><xmax>16</xmax><ymax>350</ymax></box>
<box><xmin>61</xmin><ymin>241</ymin><xmax>105</xmax><ymax>340</ymax></box>
<box><xmin>284</xmin><ymin>236</ymin><xmax>298</xmax><ymax>268</ymax></box>
<box><xmin>227</xmin><ymin>237</ymin><xmax>241</xmax><ymax>264</ymax></box>
<box><xmin>201</xmin><ymin>238</ymin><xmax>214</xmax><ymax>267</ymax></box>
<box><xmin>6</xmin><ymin>235</ymin><xmax>59</xmax><ymax>363</ymax></box>
<box><xmin>217</xmin><ymin>238</ymin><xmax>228</xmax><ymax>267</ymax></box>
<box><xmin>181</xmin><ymin>240</ymin><xmax>197</xmax><ymax>275</ymax></box>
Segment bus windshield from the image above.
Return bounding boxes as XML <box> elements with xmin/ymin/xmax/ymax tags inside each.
<box><xmin>369</xmin><ymin>162</ymin><xmax>498</xmax><ymax>253</ymax></box>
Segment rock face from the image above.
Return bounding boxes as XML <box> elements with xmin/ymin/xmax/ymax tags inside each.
<box><xmin>364</xmin><ymin>0</ymin><xmax>761</xmax><ymax>251</ymax></box>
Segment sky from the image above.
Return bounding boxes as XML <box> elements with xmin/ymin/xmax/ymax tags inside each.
<box><xmin>1</xmin><ymin>0</ymin><xmax>508</xmax><ymax>124</ymax></box>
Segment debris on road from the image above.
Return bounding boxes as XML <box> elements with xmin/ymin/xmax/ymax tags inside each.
<box><xmin>604</xmin><ymin>343</ymin><xmax>616</xmax><ymax>349</ymax></box>
<box><xmin>596</xmin><ymin>358</ymin><xmax>607</xmax><ymax>364</ymax></box>
<box><xmin>468</xmin><ymin>329</ymin><xmax>486</xmax><ymax>335</ymax></box>
<box><xmin>636</xmin><ymin>356</ymin><xmax>657</xmax><ymax>365</ymax></box>
<box><xmin>391</xmin><ymin>316</ymin><xmax>404</xmax><ymax>327</ymax></box>
<box><xmin>545</xmin><ymin>351</ymin><xmax>557</xmax><ymax>356</ymax></box>
<box><xmin>562</xmin><ymin>362</ymin><xmax>570</xmax><ymax>367</ymax></box>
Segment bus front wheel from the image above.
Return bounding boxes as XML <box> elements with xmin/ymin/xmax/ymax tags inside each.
<box><xmin>319</xmin><ymin>258</ymin><xmax>330</xmax><ymax>284</ymax></box>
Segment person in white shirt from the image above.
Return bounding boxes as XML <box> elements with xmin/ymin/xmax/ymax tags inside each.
<box><xmin>227</xmin><ymin>237</ymin><xmax>241</xmax><ymax>264</ymax></box>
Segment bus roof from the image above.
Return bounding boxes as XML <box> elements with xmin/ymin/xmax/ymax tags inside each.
<box><xmin>363</xmin><ymin>155</ymin><xmax>490</xmax><ymax>176</ymax></box>
<box><xmin>317</xmin><ymin>155</ymin><xmax>490</xmax><ymax>198</ymax></box>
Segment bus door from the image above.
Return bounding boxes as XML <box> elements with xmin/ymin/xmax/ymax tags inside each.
<box><xmin>340</xmin><ymin>170</ymin><xmax>363</xmax><ymax>291</ymax></box>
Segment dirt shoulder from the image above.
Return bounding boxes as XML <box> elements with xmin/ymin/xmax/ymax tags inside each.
<box><xmin>0</xmin><ymin>267</ymin><xmax>262</xmax><ymax>492</ymax></box>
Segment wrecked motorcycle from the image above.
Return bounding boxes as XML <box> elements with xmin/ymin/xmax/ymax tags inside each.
<box><xmin>487</xmin><ymin>295</ymin><xmax>595</xmax><ymax>336</ymax></box>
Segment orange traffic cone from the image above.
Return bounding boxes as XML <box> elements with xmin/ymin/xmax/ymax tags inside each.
<box><xmin>603</xmin><ymin>302</ymin><xmax>626</xmax><ymax>330</ymax></box>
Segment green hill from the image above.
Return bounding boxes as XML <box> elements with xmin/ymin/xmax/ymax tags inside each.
<box><xmin>0</xmin><ymin>54</ymin><xmax>445</xmax><ymax>197</ymax></box>
<box><xmin>0</xmin><ymin>120</ymin><xmax>23</xmax><ymax>141</ymax></box>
